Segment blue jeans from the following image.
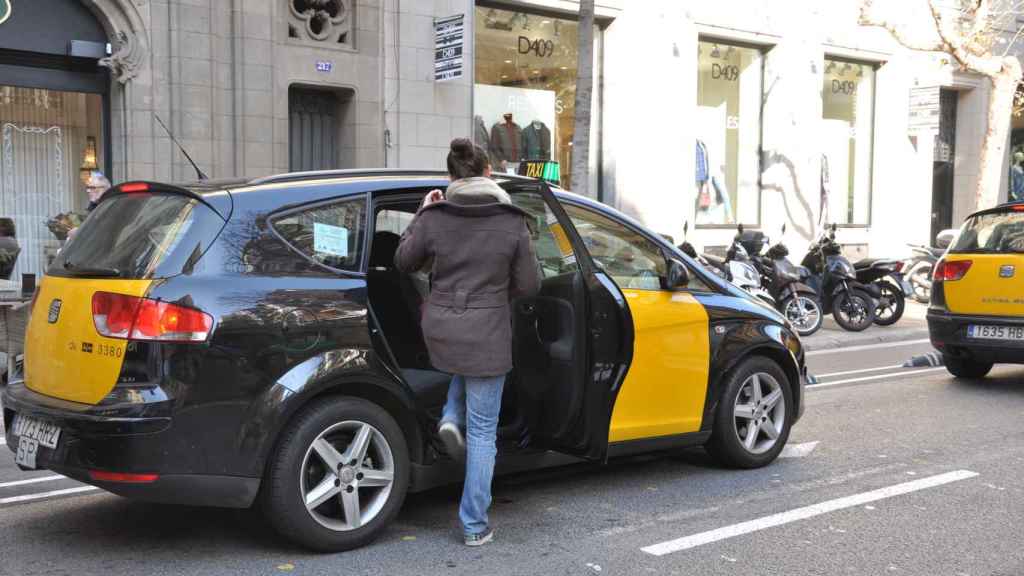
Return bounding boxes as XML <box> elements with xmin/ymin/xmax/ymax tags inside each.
<box><xmin>440</xmin><ymin>373</ymin><xmax>505</xmax><ymax>536</ymax></box>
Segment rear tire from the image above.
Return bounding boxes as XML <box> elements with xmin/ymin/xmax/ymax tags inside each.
<box><xmin>832</xmin><ymin>290</ymin><xmax>876</xmax><ymax>332</ymax></box>
<box><xmin>707</xmin><ymin>357</ymin><xmax>793</xmax><ymax>469</ymax></box>
<box><xmin>873</xmin><ymin>283</ymin><xmax>905</xmax><ymax>326</ymax></box>
<box><xmin>944</xmin><ymin>356</ymin><xmax>993</xmax><ymax>379</ymax></box>
<box><xmin>262</xmin><ymin>397</ymin><xmax>410</xmax><ymax>552</ymax></box>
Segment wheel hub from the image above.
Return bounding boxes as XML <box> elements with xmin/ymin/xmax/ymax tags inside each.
<box><xmin>339</xmin><ymin>466</ymin><xmax>356</xmax><ymax>485</ymax></box>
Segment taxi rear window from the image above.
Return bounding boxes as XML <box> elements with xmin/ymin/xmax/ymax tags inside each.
<box><xmin>50</xmin><ymin>192</ymin><xmax>225</xmax><ymax>279</ymax></box>
<box><xmin>951</xmin><ymin>210</ymin><xmax>1024</xmax><ymax>254</ymax></box>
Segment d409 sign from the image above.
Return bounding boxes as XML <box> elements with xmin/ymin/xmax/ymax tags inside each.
<box><xmin>518</xmin><ymin>36</ymin><xmax>555</xmax><ymax>58</ymax></box>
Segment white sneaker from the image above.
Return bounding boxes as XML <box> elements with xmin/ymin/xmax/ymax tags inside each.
<box><xmin>438</xmin><ymin>421</ymin><xmax>465</xmax><ymax>461</ymax></box>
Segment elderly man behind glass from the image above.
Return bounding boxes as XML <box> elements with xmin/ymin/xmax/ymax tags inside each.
<box><xmin>67</xmin><ymin>171</ymin><xmax>111</xmax><ymax>244</ymax></box>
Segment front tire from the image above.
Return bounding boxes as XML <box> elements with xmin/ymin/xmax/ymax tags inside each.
<box><xmin>780</xmin><ymin>294</ymin><xmax>823</xmax><ymax>336</ymax></box>
<box><xmin>707</xmin><ymin>357</ymin><xmax>793</xmax><ymax>469</ymax></box>
<box><xmin>832</xmin><ymin>290</ymin><xmax>876</xmax><ymax>332</ymax></box>
<box><xmin>944</xmin><ymin>356</ymin><xmax>993</xmax><ymax>379</ymax></box>
<box><xmin>262</xmin><ymin>397</ymin><xmax>410</xmax><ymax>552</ymax></box>
<box><xmin>873</xmin><ymin>283</ymin><xmax>905</xmax><ymax>326</ymax></box>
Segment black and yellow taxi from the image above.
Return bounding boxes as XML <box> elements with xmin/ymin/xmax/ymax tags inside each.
<box><xmin>3</xmin><ymin>170</ymin><xmax>807</xmax><ymax>551</ymax></box>
<box><xmin>929</xmin><ymin>201</ymin><xmax>1024</xmax><ymax>377</ymax></box>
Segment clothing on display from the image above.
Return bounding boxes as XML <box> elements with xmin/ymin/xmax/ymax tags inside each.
<box><xmin>694</xmin><ymin>138</ymin><xmax>734</xmax><ymax>223</ymax></box>
<box><xmin>696</xmin><ymin>140</ymin><xmax>709</xmax><ymax>184</ymax></box>
<box><xmin>474</xmin><ymin>116</ymin><xmax>490</xmax><ymax>152</ymax></box>
<box><xmin>489</xmin><ymin>114</ymin><xmax>523</xmax><ymax>165</ymax></box>
<box><xmin>520</xmin><ymin>120</ymin><xmax>551</xmax><ymax>161</ymax></box>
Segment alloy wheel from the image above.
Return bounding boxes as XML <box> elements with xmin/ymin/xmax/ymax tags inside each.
<box><xmin>783</xmin><ymin>295</ymin><xmax>821</xmax><ymax>334</ymax></box>
<box><xmin>732</xmin><ymin>372</ymin><xmax>786</xmax><ymax>455</ymax></box>
<box><xmin>837</xmin><ymin>292</ymin><xmax>870</xmax><ymax>327</ymax></box>
<box><xmin>300</xmin><ymin>421</ymin><xmax>395</xmax><ymax>532</ymax></box>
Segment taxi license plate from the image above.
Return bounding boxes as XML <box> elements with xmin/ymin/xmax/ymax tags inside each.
<box><xmin>967</xmin><ymin>325</ymin><xmax>1024</xmax><ymax>341</ymax></box>
<box><xmin>11</xmin><ymin>416</ymin><xmax>61</xmax><ymax>470</ymax></box>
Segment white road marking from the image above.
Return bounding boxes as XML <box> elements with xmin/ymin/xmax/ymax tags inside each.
<box><xmin>0</xmin><ymin>437</ymin><xmax>5</xmax><ymax>446</ymax></box>
<box><xmin>808</xmin><ymin>367</ymin><xmax>946</xmax><ymax>389</ymax></box>
<box><xmin>641</xmin><ymin>470</ymin><xmax>978</xmax><ymax>556</ymax></box>
<box><xmin>0</xmin><ymin>486</ymin><xmax>99</xmax><ymax>505</ymax></box>
<box><xmin>779</xmin><ymin>441</ymin><xmax>819</xmax><ymax>458</ymax></box>
<box><xmin>806</xmin><ymin>339</ymin><xmax>931</xmax><ymax>356</ymax></box>
<box><xmin>0</xmin><ymin>475</ymin><xmax>64</xmax><ymax>489</ymax></box>
<box><xmin>814</xmin><ymin>365</ymin><xmax>901</xmax><ymax>379</ymax></box>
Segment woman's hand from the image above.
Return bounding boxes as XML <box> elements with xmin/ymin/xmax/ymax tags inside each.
<box><xmin>421</xmin><ymin>189</ymin><xmax>444</xmax><ymax>208</ymax></box>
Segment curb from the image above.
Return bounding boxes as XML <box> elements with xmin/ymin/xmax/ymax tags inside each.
<box><xmin>802</xmin><ymin>327</ymin><xmax>931</xmax><ymax>352</ymax></box>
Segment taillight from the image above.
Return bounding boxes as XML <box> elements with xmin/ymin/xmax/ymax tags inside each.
<box><xmin>88</xmin><ymin>470</ymin><xmax>159</xmax><ymax>483</ymax></box>
<box><xmin>893</xmin><ymin>261</ymin><xmax>904</xmax><ymax>273</ymax></box>
<box><xmin>933</xmin><ymin>259</ymin><xmax>972</xmax><ymax>282</ymax></box>
<box><xmin>119</xmin><ymin>182</ymin><xmax>150</xmax><ymax>193</ymax></box>
<box><xmin>92</xmin><ymin>292</ymin><xmax>213</xmax><ymax>342</ymax></box>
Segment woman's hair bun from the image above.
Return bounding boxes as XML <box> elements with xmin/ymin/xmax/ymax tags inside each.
<box><xmin>450</xmin><ymin>137</ymin><xmax>474</xmax><ymax>157</ymax></box>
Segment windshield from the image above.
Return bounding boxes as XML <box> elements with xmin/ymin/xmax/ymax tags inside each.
<box><xmin>950</xmin><ymin>210</ymin><xmax>1024</xmax><ymax>253</ymax></box>
<box><xmin>52</xmin><ymin>192</ymin><xmax>225</xmax><ymax>279</ymax></box>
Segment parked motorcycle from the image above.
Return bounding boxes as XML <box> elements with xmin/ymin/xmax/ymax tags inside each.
<box><xmin>752</xmin><ymin>224</ymin><xmax>824</xmax><ymax>336</ymax></box>
<box><xmin>801</xmin><ymin>224</ymin><xmax>879</xmax><ymax>332</ymax></box>
<box><xmin>904</xmin><ymin>228</ymin><xmax>958</xmax><ymax>304</ymax></box>
<box><xmin>723</xmin><ymin>225</ymin><xmax>775</xmax><ymax>306</ymax></box>
<box><xmin>853</xmin><ymin>258</ymin><xmax>912</xmax><ymax>325</ymax></box>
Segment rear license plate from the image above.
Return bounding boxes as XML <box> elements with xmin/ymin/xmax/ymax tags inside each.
<box><xmin>966</xmin><ymin>325</ymin><xmax>1024</xmax><ymax>341</ymax></box>
<box><xmin>15</xmin><ymin>437</ymin><xmax>39</xmax><ymax>469</ymax></box>
<box><xmin>11</xmin><ymin>415</ymin><xmax>62</xmax><ymax>449</ymax></box>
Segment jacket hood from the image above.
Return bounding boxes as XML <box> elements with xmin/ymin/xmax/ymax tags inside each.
<box><xmin>446</xmin><ymin>177</ymin><xmax>511</xmax><ymax>206</ymax></box>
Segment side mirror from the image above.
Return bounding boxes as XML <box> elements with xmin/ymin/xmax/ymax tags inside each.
<box><xmin>781</xmin><ymin>223</ymin><xmax>787</xmax><ymax>235</ymax></box>
<box><xmin>666</xmin><ymin>259</ymin><xmax>690</xmax><ymax>290</ymax></box>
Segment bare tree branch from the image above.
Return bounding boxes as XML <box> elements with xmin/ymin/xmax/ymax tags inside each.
<box><xmin>928</xmin><ymin>0</ymin><xmax>1005</xmax><ymax>74</ymax></box>
<box><xmin>858</xmin><ymin>0</ymin><xmax>946</xmax><ymax>51</ymax></box>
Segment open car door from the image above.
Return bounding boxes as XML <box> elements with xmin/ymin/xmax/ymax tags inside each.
<box><xmin>500</xmin><ymin>179</ymin><xmax>634</xmax><ymax>461</ymax></box>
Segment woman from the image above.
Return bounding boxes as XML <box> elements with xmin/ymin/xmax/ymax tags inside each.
<box><xmin>395</xmin><ymin>138</ymin><xmax>539</xmax><ymax>546</ymax></box>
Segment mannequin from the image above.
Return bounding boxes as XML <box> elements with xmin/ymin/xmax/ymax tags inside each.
<box><xmin>489</xmin><ymin>113</ymin><xmax>523</xmax><ymax>170</ymax></box>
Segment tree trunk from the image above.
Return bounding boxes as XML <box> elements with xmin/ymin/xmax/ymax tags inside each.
<box><xmin>570</xmin><ymin>0</ymin><xmax>595</xmax><ymax>197</ymax></box>
<box><xmin>975</xmin><ymin>57</ymin><xmax>1023</xmax><ymax>210</ymax></box>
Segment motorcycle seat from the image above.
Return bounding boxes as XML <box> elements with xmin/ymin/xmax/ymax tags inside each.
<box><xmin>853</xmin><ymin>258</ymin><xmax>898</xmax><ymax>271</ymax></box>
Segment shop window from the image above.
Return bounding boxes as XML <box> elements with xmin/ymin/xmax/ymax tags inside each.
<box><xmin>273</xmin><ymin>197</ymin><xmax>367</xmax><ymax>272</ymax></box>
<box><xmin>696</xmin><ymin>40</ymin><xmax>764</xmax><ymax>227</ymax></box>
<box><xmin>0</xmin><ymin>86</ymin><xmax>106</xmax><ymax>280</ymax></box>
<box><xmin>474</xmin><ymin>6</ymin><xmax>594</xmax><ymax>190</ymax></box>
<box><xmin>821</xmin><ymin>58</ymin><xmax>875</xmax><ymax>226</ymax></box>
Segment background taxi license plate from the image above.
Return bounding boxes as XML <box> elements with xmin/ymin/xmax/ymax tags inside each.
<box><xmin>967</xmin><ymin>325</ymin><xmax>1024</xmax><ymax>341</ymax></box>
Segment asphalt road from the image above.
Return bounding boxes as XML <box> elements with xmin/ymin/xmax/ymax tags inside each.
<box><xmin>2</xmin><ymin>339</ymin><xmax>1023</xmax><ymax>576</ymax></box>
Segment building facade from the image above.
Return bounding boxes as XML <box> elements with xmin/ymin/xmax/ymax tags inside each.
<box><xmin>0</xmin><ymin>0</ymin><xmax>1016</xmax><ymax>281</ymax></box>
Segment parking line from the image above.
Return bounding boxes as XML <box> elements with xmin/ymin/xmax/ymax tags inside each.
<box><xmin>641</xmin><ymin>470</ymin><xmax>978</xmax><ymax>556</ymax></box>
<box><xmin>806</xmin><ymin>339</ymin><xmax>931</xmax><ymax>356</ymax></box>
<box><xmin>0</xmin><ymin>486</ymin><xmax>99</xmax><ymax>505</ymax></box>
<box><xmin>808</xmin><ymin>367</ymin><xmax>946</xmax><ymax>389</ymax></box>
<box><xmin>0</xmin><ymin>475</ymin><xmax>64</xmax><ymax>489</ymax></box>
<box><xmin>814</xmin><ymin>364</ymin><xmax>901</xmax><ymax>379</ymax></box>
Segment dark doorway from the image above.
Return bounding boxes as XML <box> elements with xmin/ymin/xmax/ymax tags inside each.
<box><xmin>931</xmin><ymin>89</ymin><xmax>958</xmax><ymax>243</ymax></box>
<box><xmin>289</xmin><ymin>87</ymin><xmax>353</xmax><ymax>172</ymax></box>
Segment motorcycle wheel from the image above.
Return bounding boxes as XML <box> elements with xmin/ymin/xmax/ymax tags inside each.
<box><xmin>780</xmin><ymin>295</ymin><xmax>823</xmax><ymax>337</ymax></box>
<box><xmin>910</xmin><ymin>267</ymin><xmax>931</xmax><ymax>303</ymax></box>
<box><xmin>873</xmin><ymin>282</ymin><xmax>905</xmax><ymax>326</ymax></box>
<box><xmin>833</xmin><ymin>290</ymin><xmax>876</xmax><ymax>332</ymax></box>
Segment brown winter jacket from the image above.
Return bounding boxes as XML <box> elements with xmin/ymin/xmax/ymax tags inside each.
<box><xmin>394</xmin><ymin>193</ymin><xmax>540</xmax><ymax>377</ymax></box>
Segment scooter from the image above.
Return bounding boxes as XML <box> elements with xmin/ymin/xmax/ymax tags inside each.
<box><xmin>904</xmin><ymin>228</ymin><xmax>958</xmax><ymax>304</ymax></box>
<box><xmin>853</xmin><ymin>258</ymin><xmax>912</xmax><ymax>326</ymax></box>
<box><xmin>801</xmin><ymin>224</ymin><xmax>879</xmax><ymax>332</ymax></box>
<box><xmin>723</xmin><ymin>225</ymin><xmax>775</xmax><ymax>306</ymax></box>
<box><xmin>752</xmin><ymin>224</ymin><xmax>824</xmax><ymax>336</ymax></box>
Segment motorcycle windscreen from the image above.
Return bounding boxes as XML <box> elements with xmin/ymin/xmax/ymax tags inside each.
<box><xmin>942</xmin><ymin>210</ymin><xmax>1024</xmax><ymax>316</ymax></box>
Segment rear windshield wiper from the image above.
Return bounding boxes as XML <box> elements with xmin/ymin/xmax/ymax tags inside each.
<box><xmin>63</xmin><ymin>260</ymin><xmax>121</xmax><ymax>278</ymax></box>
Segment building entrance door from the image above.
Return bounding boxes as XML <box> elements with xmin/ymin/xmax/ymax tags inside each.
<box><xmin>930</xmin><ymin>89</ymin><xmax>958</xmax><ymax>243</ymax></box>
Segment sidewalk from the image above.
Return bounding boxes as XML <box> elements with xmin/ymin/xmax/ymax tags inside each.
<box><xmin>801</xmin><ymin>301</ymin><xmax>930</xmax><ymax>352</ymax></box>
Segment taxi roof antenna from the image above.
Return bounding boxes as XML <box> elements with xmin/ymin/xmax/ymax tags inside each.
<box><xmin>153</xmin><ymin>113</ymin><xmax>208</xmax><ymax>181</ymax></box>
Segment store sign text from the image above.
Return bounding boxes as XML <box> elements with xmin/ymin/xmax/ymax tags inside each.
<box><xmin>518</xmin><ymin>36</ymin><xmax>555</xmax><ymax>58</ymax></box>
<box><xmin>711</xmin><ymin>64</ymin><xmax>739</xmax><ymax>82</ymax></box>
<box><xmin>832</xmin><ymin>80</ymin><xmax>858</xmax><ymax>95</ymax></box>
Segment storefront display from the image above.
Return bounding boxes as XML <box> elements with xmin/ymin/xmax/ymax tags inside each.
<box><xmin>0</xmin><ymin>87</ymin><xmax>105</xmax><ymax>279</ymax></box>
<box><xmin>474</xmin><ymin>6</ymin><xmax>586</xmax><ymax>188</ymax></box>
<box><xmin>821</xmin><ymin>58</ymin><xmax>874</xmax><ymax>225</ymax></box>
<box><xmin>695</xmin><ymin>40</ymin><xmax>763</xmax><ymax>226</ymax></box>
